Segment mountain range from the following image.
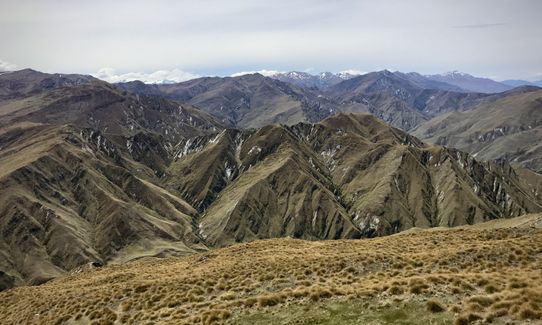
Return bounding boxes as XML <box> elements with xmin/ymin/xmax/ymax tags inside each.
<box><xmin>268</xmin><ymin>71</ymin><xmax>359</xmax><ymax>89</ymax></box>
<box><xmin>501</xmin><ymin>79</ymin><xmax>542</xmax><ymax>88</ymax></box>
<box><xmin>269</xmin><ymin>70</ymin><xmax>529</xmax><ymax>94</ymax></box>
<box><xmin>117</xmin><ymin>70</ymin><xmax>509</xmax><ymax>131</ymax></box>
<box><xmin>425</xmin><ymin>71</ymin><xmax>513</xmax><ymax>93</ymax></box>
<box><xmin>117</xmin><ymin>73</ymin><xmax>340</xmax><ymax>129</ymax></box>
<box><xmin>1</xmin><ymin>68</ymin><xmax>542</xmax><ymax>291</ymax></box>
<box><xmin>413</xmin><ymin>86</ymin><xmax>542</xmax><ymax>173</ymax></box>
<box><xmin>117</xmin><ymin>69</ymin><xmax>542</xmax><ymax>172</ymax></box>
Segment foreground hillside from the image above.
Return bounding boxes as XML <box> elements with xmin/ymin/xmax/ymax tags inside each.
<box><xmin>0</xmin><ymin>214</ymin><xmax>540</xmax><ymax>324</ymax></box>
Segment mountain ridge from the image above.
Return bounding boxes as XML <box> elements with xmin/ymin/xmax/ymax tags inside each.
<box><xmin>413</xmin><ymin>88</ymin><xmax>542</xmax><ymax>173</ymax></box>
<box><xmin>268</xmin><ymin>71</ymin><xmax>360</xmax><ymax>89</ymax></box>
<box><xmin>426</xmin><ymin>71</ymin><xmax>513</xmax><ymax>93</ymax></box>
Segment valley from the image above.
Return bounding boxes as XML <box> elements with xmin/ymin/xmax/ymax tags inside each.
<box><xmin>0</xmin><ymin>68</ymin><xmax>541</xmax><ymax>325</ymax></box>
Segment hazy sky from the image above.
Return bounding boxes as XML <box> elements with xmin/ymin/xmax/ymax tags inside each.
<box><xmin>1</xmin><ymin>0</ymin><xmax>541</xmax><ymax>82</ymax></box>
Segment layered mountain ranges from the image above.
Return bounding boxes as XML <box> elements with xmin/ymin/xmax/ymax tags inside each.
<box><xmin>117</xmin><ymin>70</ymin><xmax>540</xmax><ymax>132</ymax></box>
<box><xmin>117</xmin><ymin>73</ymin><xmax>341</xmax><ymax>129</ymax></box>
<box><xmin>272</xmin><ymin>70</ymin><xmax>519</xmax><ymax>94</ymax></box>
<box><xmin>118</xmin><ymin>69</ymin><xmax>542</xmax><ymax>172</ymax></box>
<box><xmin>425</xmin><ymin>71</ymin><xmax>513</xmax><ymax>94</ymax></box>
<box><xmin>413</xmin><ymin>87</ymin><xmax>542</xmax><ymax>173</ymax></box>
<box><xmin>1</xmin><ymin>111</ymin><xmax>541</xmax><ymax>289</ymax></box>
<box><xmin>1</xmin><ymin>69</ymin><xmax>542</xmax><ymax>291</ymax></box>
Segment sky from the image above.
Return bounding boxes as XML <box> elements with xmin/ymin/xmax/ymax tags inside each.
<box><xmin>1</xmin><ymin>0</ymin><xmax>541</xmax><ymax>83</ymax></box>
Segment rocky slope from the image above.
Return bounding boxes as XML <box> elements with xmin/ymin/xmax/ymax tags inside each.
<box><xmin>413</xmin><ymin>87</ymin><xmax>542</xmax><ymax>173</ymax></box>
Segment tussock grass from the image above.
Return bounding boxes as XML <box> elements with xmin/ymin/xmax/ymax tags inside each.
<box><xmin>426</xmin><ymin>299</ymin><xmax>446</xmax><ymax>313</ymax></box>
<box><xmin>0</xmin><ymin>225</ymin><xmax>540</xmax><ymax>324</ymax></box>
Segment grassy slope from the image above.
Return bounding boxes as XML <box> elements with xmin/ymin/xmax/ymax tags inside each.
<box><xmin>0</xmin><ymin>215</ymin><xmax>540</xmax><ymax>324</ymax></box>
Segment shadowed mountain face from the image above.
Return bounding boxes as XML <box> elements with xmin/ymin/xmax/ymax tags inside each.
<box><xmin>413</xmin><ymin>87</ymin><xmax>542</xmax><ymax>173</ymax></box>
<box><xmin>0</xmin><ymin>70</ymin><xmax>224</xmax><ymax>144</ymax></box>
<box><xmin>0</xmin><ymin>69</ymin><xmax>96</xmax><ymax>100</ymax></box>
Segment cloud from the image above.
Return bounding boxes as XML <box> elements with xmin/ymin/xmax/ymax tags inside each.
<box><xmin>230</xmin><ymin>69</ymin><xmax>282</xmax><ymax>77</ymax></box>
<box><xmin>452</xmin><ymin>23</ymin><xmax>506</xmax><ymax>29</ymax></box>
<box><xmin>0</xmin><ymin>59</ymin><xmax>17</xmax><ymax>72</ymax></box>
<box><xmin>93</xmin><ymin>68</ymin><xmax>199</xmax><ymax>84</ymax></box>
<box><xmin>339</xmin><ymin>69</ymin><xmax>365</xmax><ymax>76</ymax></box>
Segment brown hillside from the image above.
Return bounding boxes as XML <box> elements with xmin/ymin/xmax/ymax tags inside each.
<box><xmin>0</xmin><ymin>215</ymin><xmax>540</xmax><ymax>324</ymax></box>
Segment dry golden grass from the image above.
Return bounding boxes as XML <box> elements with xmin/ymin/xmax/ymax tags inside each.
<box><xmin>0</xmin><ymin>221</ymin><xmax>540</xmax><ymax>324</ymax></box>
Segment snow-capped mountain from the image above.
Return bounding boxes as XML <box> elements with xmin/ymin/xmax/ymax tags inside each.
<box><xmin>270</xmin><ymin>71</ymin><xmax>361</xmax><ymax>89</ymax></box>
